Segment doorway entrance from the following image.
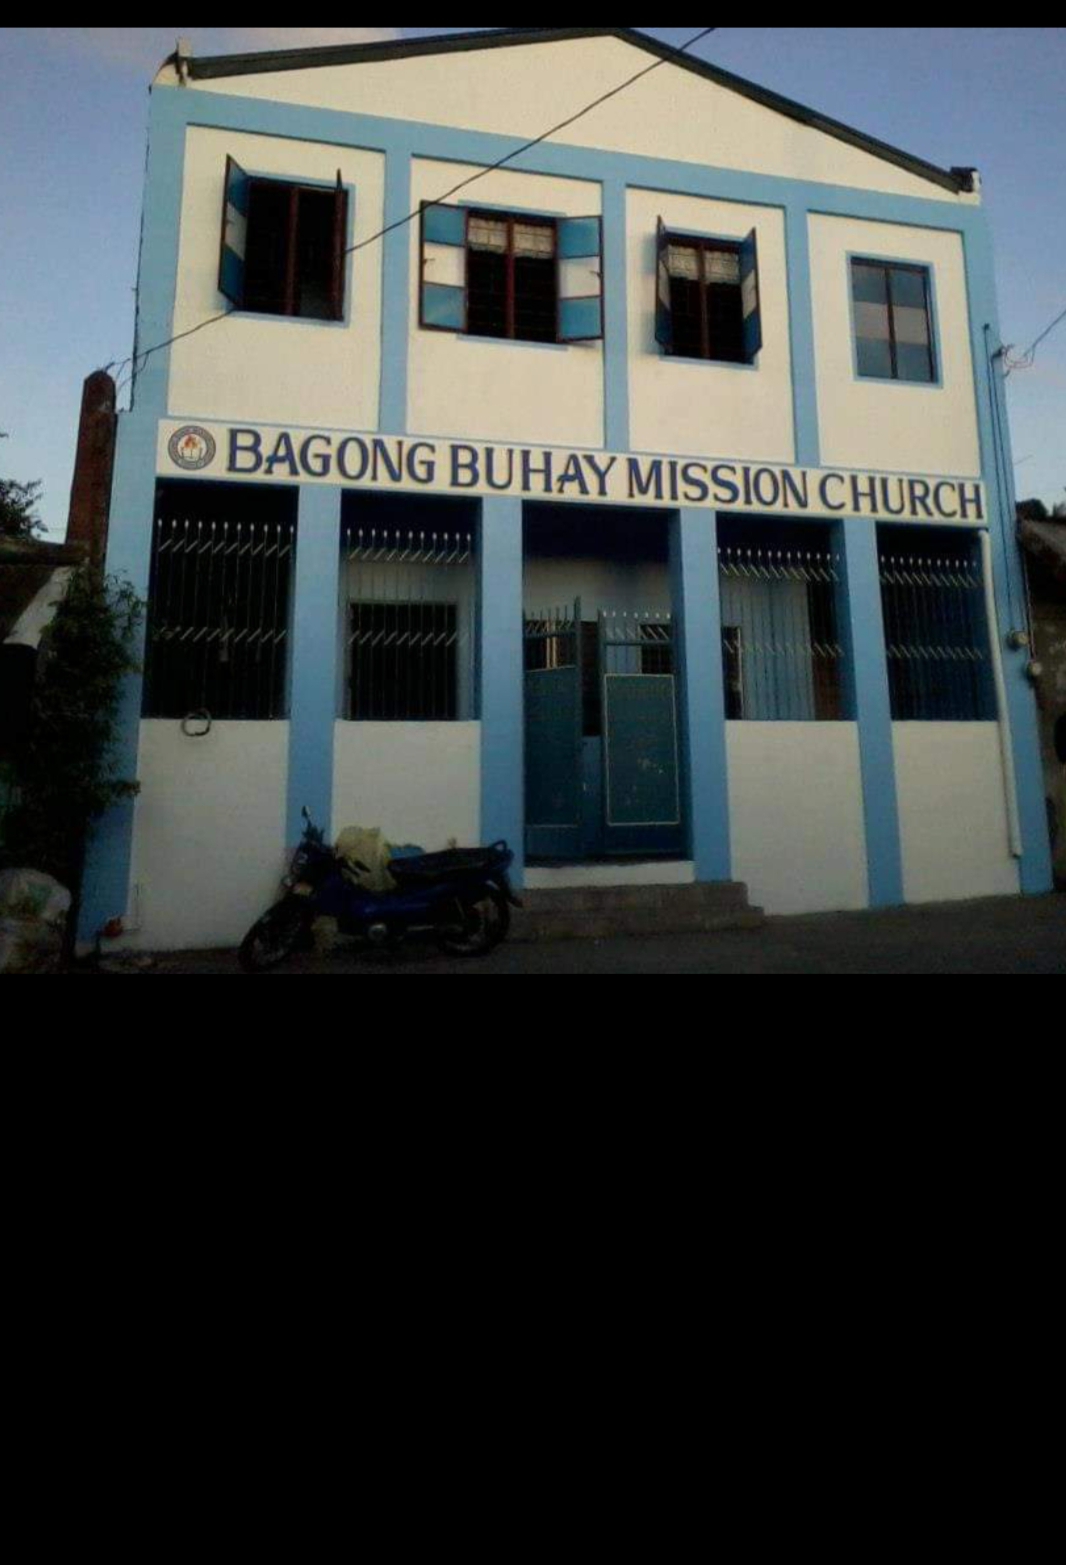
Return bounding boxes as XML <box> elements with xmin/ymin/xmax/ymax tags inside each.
<box><xmin>522</xmin><ymin>507</ymin><xmax>683</xmax><ymax>863</ymax></box>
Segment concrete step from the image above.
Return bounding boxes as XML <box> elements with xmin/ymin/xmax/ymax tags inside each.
<box><xmin>511</xmin><ymin>882</ymin><xmax>765</xmax><ymax>943</ymax></box>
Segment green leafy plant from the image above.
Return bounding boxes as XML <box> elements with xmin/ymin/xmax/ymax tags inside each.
<box><xmin>2</xmin><ymin>568</ymin><xmax>143</xmax><ymax>945</ymax></box>
<box><xmin>0</xmin><ymin>433</ymin><xmax>43</xmax><ymax>539</ymax></box>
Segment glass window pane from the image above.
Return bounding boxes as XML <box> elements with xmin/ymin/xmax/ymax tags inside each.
<box><xmin>857</xmin><ymin>337</ymin><xmax>893</xmax><ymax>379</ymax></box>
<box><xmin>667</xmin><ymin>244</ymin><xmax>700</xmax><ymax>281</ymax></box>
<box><xmin>855</xmin><ymin>301</ymin><xmax>891</xmax><ymax>341</ymax></box>
<box><xmin>705</xmin><ymin>248</ymin><xmax>740</xmax><ymax>286</ymax></box>
<box><xmin>468</xmin><ymin>216</ymin><xmax>507</xmax><ymax>252</ymax></box>
<box><xmin>893</xmin><ymin>304</ymin><xmax>931</xmax><ymax>347</ymax></box>
<box><xmin>890</xmin><ymin>267</ymin><xmax>928</xmax><ymax>310</ymax></box>
<box><xmin>896</xmin><ymin>342</ymin><xmax>935</xmax><ymax>383</ymax></box>
<box><xmin>852</xmin><ymin>263</ymin><xmax>888</xmax><ymax>305</ymax></box>
<box><xmin>513</xmin><ymin>222</ymin><xmax>555</xmax><ymax>259</ymax></box>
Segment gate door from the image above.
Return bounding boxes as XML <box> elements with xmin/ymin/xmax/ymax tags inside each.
<box><xmin>524</xmin><ymin>601</ymin><xmax>583</xmax><ymax>860</ymax></box>
<box><xmin>600</xmin><ymin>612</ymin><xmax>684</xmax><ymax>856</ymax></box>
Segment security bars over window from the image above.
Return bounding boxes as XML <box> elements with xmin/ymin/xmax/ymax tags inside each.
<box><xmin>878</xmin><ymin>540</ymin><xmax>995</xmax><ymax>721</ymax></box>
<box><xmin>718</xmin><ymin>532</ymin><xmax>846</xmax><ymax>721</ymax></box>
<box><xmin>143</xmin><ymin>510</ymin><xmax>295</xmax><ymax>720</ymax></box>
<box><xmin>343</xmin><ymin>521</ymin><xmax>477</xmax><ymax>721</ymax></box>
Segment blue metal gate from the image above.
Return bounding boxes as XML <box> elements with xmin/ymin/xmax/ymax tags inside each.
<box><xmin>524</xmin><ymin>602</ymin><xmax>583</xmax><ymax>860</ymax></box>
<box><xmin>599</xmin><ymin>613</ymin><xmax>683</xmax><ymax>857</ymax></box>
<box><xmin>525</xmin><ymin>604</ymin><xmax>683</xmax><ymax>861</ymax></box>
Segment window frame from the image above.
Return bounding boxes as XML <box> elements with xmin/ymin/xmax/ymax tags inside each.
<box><xmin>657</xmin><ymin>228</ymin><xmax>748</xmax><ymax>366</ymax></box>
<box><xmin>419</xmin><ymin>202</ymin><xmax>604</xmax><ymax>346</ymax></box>
<box><xmin>464</xmin><ymin>208</ymin><xmax>561</xmax><ymax>345</ymax></box>
<box><xmin>218</xmin><ymin>158</ymin><xmax>352</xmax><ymax>326</ymax></box>
<box><xmin>848</xmin><ymin>254</ymin><xmax>941</xmax><ymax>388</ymax></box>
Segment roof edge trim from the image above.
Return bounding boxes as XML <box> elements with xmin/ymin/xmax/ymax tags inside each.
<box><xmin>179</xmin><ymin>27</ymin><xmax>976</xmax><ymax>197</ymax></box>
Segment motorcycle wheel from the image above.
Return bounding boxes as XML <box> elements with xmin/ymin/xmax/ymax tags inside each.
<box><xmin>436</xmin><ymin>890</ymin><xmax>510</xmax><ymax>958</ymax></box>
<box><xmin>238</xmin><ymin>898</ymin><xmax>312</xmax><ymax>974</ymax></box>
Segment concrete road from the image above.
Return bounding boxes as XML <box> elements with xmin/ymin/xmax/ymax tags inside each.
<box><xmin>101</xmin><ymin>893</ymin><xmax>1066</xmax><ymax>974</ymax></box>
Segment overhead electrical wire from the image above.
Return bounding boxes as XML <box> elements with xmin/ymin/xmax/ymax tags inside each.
<box><xmin>1003</xmin><ymin>304</ymin><xmax>1066</xmax><ymax>375</ymax></box>
<box><xmin>345</xmin><ymin>27</ymin><xmax>718</xmax><ymax>258</ymax></box>
<box><xmin>102</xmin><ymin>26</ymin><xmax>718</xmax><ymax>394</ymax></box>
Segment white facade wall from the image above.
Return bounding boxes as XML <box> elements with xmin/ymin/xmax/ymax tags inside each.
<box><xmin>332</xmin><ymin>722</ymin><xmax>481</xmax><ymax>850</ymax></box>
<box><xmin>124</xmin><ymin>721</ymin><xmax>289</xmax><ymax>951</ymax></box>
<box><xmin>407</xmin><ymin>160</ymin><xmax>604</xmax><ymax>449</ymax></box>
<box><xmin>627</xmin><ymin>191</ymin><xmax>794</xmax><ymax>462</ymax></box>
<box><xmin>170</xmin><ymin>127</ymin><xmax>386</xmax><ymax>433</ymax></box>
<box><xmin>95</xmin><ymin>34</ymin><xmax>1041</xmax><ymax>945</ymax></box>
<box><xmin>171</xmin><ymin>37</ymin><xmax>978</xmax><ymax>205</ymax></box>
<box><xmin>894</xmin><ymin>724</ymin><xmax>1020</xmax><ymax>903</ymax></box>
<box><xmin>727</xmin><ymin>724</ymin><xmax>869</xmax><ymax>914</ymax></box>
<box><xmin>808</xmin><ymin>214</ymin><xmax>982</xmax><ymax>477</ymax></box>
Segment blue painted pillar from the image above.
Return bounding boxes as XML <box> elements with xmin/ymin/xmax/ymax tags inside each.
<box><xmin>785</xmin><ymin>201</ymin><xmax>821</xmax><ymax>468</ymax></box>
<box><xmin>79</xmin><ymin>412</ymin><xmax>158</xmax><ymax>942</ymax></box>
<box><xmin>287</xmin><ymin>485</ymin><xmax>343</xmax><ymax>846</ymax></box>
<box><xmin>379</xmin><ymin>144</ymin><xmax>413</xmax><ymax>435</ymax></box>
<box><xmin>670</xmin><ymin>509</ymin><xmax>731</xmax><ymax>883</ymax></box>
<box><xmin>601</xmin><ymin>178</ymin><xmax>631</xmax><ymax>453</ymax></box>
<box><xmin>840</xmin><ymin>518</ymin><xmax>904</xmax><ymax>907</ymax></box>
<box><xmin>478</xmin><ymin>497</ymin><xmax>525</xmax><ymax>886</ymax></box>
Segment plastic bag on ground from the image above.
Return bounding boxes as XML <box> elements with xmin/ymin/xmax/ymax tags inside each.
<box><xmin>0</xmin><ymin>869</ymin><xmax>71</xmax><ymax>974</ymax></box>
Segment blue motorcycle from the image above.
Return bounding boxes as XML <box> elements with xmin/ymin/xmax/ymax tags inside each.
<box><xmin>238</xmin><ymin>812</ymin><xmax>520</xmax><ymax>971</ymax></box>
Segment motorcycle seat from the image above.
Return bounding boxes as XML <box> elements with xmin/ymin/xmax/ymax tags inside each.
<box><xmin>389</xmin><ymin>844</ymin><xmax>509</xmax><ymax>885</ymax></box>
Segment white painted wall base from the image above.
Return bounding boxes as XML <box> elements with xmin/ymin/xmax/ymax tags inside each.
<box><xmin>727</xmin><ymin>723</ymin><xmax>869</xmax><ymax>914</ymax></box>
<box><xmin>894</xmin><ymin>723</ymin><xmax>1020</xmax><ymax>903</ymax></box>
<box><xmin>123</xmin><ymin>720</ymin><xmax>290</xmax><ymax>951</ymax></box>
<box><xmin>333</xmin><ymin>722</ymin><xmax>481</xmax><ymax>851</ymax></box>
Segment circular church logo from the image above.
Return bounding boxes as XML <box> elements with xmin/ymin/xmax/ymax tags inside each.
<box><xmin>168</xmin><ymin>426</ymin><xmax>217</xmax><ymax>471</ymax></box>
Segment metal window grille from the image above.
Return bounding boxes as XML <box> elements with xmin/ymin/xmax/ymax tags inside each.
<box><xmin>879</xmin><ymin>546</ymin><xmax>995</xmax><ymax>721</ymax></box>
<box><xmin>600</xmin><ymin>612</ymin><xmax>674</xmax><ymax>678</ymax></box>
<box><xmin>344</xmin><ymin>522</ymin><xmax>476</xmax><ymax>721</ymax></box>
<box><xmin>523</xmin><ymin>607</ymin><xmax>578</xmax><ymax>674</ymax></box>
<box><xmin>718</xmin><ymin>542</ymin><xmax>846</xmax><ymax>720</ymax></box>
<box><xmin>143</xmin><ymin>514</ymin><xmax>295</xmax><ymax>720</ymax></box>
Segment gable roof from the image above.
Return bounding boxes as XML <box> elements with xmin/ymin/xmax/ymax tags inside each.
<box><xmin>177</xmin><ymin>27</ymin><xmax>976</xmax><ymax>197</ymax></box>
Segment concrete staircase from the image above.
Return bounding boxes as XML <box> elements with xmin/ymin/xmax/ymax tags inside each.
<box><xmin>511</xmin><ymin>881</ymin><xmax>764</xmax><ymax>943</ymax></box>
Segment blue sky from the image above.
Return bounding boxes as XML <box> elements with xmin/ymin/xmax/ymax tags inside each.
<box><xmin>1</xmin><ymin>26</ymin><xmax>1063</xmax><ymax>536</ymax></box>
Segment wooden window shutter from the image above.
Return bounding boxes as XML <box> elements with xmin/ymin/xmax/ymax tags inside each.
<box><xmin>739</xmin><ymin>229</ymin><xmax>763</xmax><ymax>362</ymax></box>
<box><xmin>557</xmin><ymin>216</ymin><xmax>604</xmax><ymax>342</ymax></box>
<box><xmin>218</xmin><ymin>155</ymin><xmax>251</xmax><ymax>306</ymax></box>
<box><xmin>420</xmin><ymin>202</ymin><xmax>468</xmax><ymax>331</ymax></box>
<box><xmin>655</xmin><ymin>217</ymin><xmax>674</xmax><ymax>350</ymax></box>
<box><xmin>331</xmin><ymin>170</ymin><xmax>348</xmax><ymax>322</ymax></box>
